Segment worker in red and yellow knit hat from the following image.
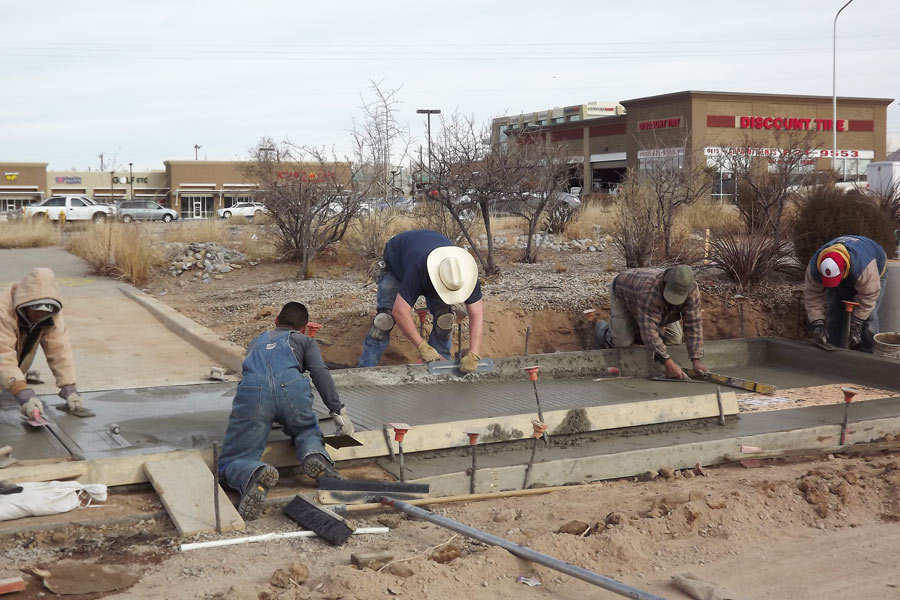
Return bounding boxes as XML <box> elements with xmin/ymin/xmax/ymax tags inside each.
<box><xmin>803</xmin><ymin>235</ymin><xmax>887</xmax><ymax>352</ymax></box>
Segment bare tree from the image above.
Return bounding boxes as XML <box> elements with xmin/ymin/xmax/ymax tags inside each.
<box><xmin>635</xmin><ymin>134</ymin><xmax>712</xmax><ymax>260</ymax></box>
<box><xmin>244</xmin><ymin>138</ymin><xmax>364</xmax><ymax>279</ymax></box>
<box><xmin>611</xmin><ymin>171</ymin><xmax>658</xmax><ymax>268</ymax></box>
<box><xmin>709</xmin><ymin>129</ymin><xmax>818</xmax><ymax>244</ymax></box>
<box><xmin>349</xmin><ymin>80</ymin><xmax>412</xmax><ymax>258</ymax></box>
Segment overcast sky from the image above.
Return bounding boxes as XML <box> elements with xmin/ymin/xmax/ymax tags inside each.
<box><xmin>2</xmin><ymin>0</ymin><xmax>898</xmax><ymax>171</ymax></box>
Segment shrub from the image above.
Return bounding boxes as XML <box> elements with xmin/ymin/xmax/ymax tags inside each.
<box><xmin>791</xmin><ymin>186</ymin><xmax>896</xmax><ymax>263</ymax></box>
<box><xmin>66</xmin><ymin>224</ymin><xmax>163</xmax><ymax>285</ymax></box>
<box><xmin>706</xmin><ymin>225</ymin><xmax>799</xmax><ymax>290</ymax></box>
<box><xmin>0</xmin><ymin>219</ymin><xmax>61</xmax><ymax>248</ymax></box>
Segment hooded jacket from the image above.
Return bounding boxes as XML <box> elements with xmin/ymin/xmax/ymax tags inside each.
<box><xmin>0</xmin><ymin>268</ymin><xmax>76</xmax><ymax>395</ymax></box>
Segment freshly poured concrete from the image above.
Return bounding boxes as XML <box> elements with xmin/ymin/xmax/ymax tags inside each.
<box><xmin>5</xmin><ymin>338</ymin><xmax>899</xmax><ymax>466</ymax></box>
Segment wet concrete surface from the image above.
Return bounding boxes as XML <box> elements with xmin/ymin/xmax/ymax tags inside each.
<box><xmin>4</xmin><ymin>338</ymin><xmax>899</xmax><ymax>462</ymax></box>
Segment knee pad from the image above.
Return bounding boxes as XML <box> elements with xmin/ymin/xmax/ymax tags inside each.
<box><xmin>434</xmin><ymin>310</ymin><xmax>455</xmax><ymax>341</ymax></box>
<box><xmin>368</xmin><ymin>311</ymin><xmax>394</xmax><ymax>341</ymax></box>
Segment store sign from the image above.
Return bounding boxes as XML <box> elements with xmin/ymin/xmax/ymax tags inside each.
<box><xmin>112</xmin><ymin>176</ymin><xmax>149</xmax><ymax>184</ymax></box>
<box><xmin>277</xmin><ymin>170</ymin><xmax>336</xmax><ymax>181</ymax></box>
<box><xmin>4</xmin><ymin>172</ymin><xmax>18</xmax><ymax>181</ymax></box>
<box><xmin>739</xmin><ymin>116</ymin><xmax>846</xmax><ymax>131</ymax></box>
<box><xmin>563</xmin><ymin>106</ymin><xmax>580</xmax><ymax>116</ymax></box>
<box><xmin>637</xmin><ymin>147</ymin><xmax>684</xmax><ymax>159</ymax></box>
<box><xmin>637</xmin><ymin>116</ymin><xmax>682</xmax><ymax>131</ymax></box>
<box><xmin>54</xmin><ymin>176</ymin><xmax>82</xmax><ymax>184</ymax></box>
<box><xmin>704</xmin><ymin>146</ymin><xmax>874</xmax><ymax>159</ymax></box>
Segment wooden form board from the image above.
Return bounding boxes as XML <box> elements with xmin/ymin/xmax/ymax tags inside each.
<box><xmin>5</xmin><ymin>391</ymin><xmax>738</xmax><ymax>487</ymax></box>
<box><xmin>144</xmin><ymin>454</ymin><xmax>245</xmax><ymax>537</ymax></box>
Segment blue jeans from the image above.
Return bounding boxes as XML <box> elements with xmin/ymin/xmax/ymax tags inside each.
<box><xmin>218</xmin><ymin>330</ymin><xmax>329</xmax><ymax>495</ymax></box>
<box><xmin>824</xmin><ymin>281</ymin><xmax>885</xmax><ymax>352</ymax></box>
<box><xmin>357</xmin><ymin>270</ymin><xmax>453</xmax><ymax>367</ymax></box>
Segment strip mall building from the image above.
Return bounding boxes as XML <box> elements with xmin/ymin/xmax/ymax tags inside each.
<box><xmin>495</xmin><ymin>89</ymin><xmax>892</xmax><ymax>195</ymax></box>
<box><xmin>0</xmin><ymin>160</ymin><xmax>351</xmax><ymax>218</ymax></box>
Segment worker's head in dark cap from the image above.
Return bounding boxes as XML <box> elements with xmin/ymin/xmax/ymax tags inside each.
<box><xmin>662</xmin><ymin>265</ymin><xmax>695</xmax><ymax>306</ymax></box>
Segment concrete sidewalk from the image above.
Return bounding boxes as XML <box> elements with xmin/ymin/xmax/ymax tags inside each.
<box><xmin>0</xmin><ymin>247</ymin><xmax>237</xmax><ymax>393</ymax></box>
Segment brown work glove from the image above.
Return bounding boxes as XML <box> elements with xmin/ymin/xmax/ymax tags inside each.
<box><xmin>459</xmin><ymin>351</ymin><xmax>481</xmax><ymax>374</ymax></box>
<box><xmin>417</xmin><ymin>341</ymin><xmax>441</xmax><ymax>363</ymax></box>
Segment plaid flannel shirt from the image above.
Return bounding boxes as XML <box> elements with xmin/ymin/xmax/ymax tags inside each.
<box><xmin>612</xmin><ymin>268</ymin><xmax>704</xmax><ymax>360</ymax></box>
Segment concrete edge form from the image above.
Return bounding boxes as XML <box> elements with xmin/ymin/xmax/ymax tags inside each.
<box><xmin>120</xmin><ymin>285</ymin><xmax>245</xmax><ymax>373</ymax></box>
<box><xmin>416</xmin><ymin>415</ymin><xmax>900</xmax><ymax>496</ymax></box>
<box><xmin>2</xmin><ymin>391</ymin><xmax>738</xmax><ymax>486</ymax></box>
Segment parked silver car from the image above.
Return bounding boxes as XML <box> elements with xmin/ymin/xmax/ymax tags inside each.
<box><xmin>117</xmin><ymin>200</ymin><xmax>178</xmax><ymax>223</ymax></box>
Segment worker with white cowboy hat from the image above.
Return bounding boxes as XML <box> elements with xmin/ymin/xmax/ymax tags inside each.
<box><xmin>358</xmin><ymin>229</ymin><xmax>485</xmax><ymax>373</ymax></box>
<box><xmin>804</xmin><ymin>235</ymin><xmax>887</xmax><ymax>352</ymax></box>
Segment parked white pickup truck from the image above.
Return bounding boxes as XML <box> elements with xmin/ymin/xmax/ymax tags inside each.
<box><xmin>23</xmin><ymin>195</ymin><xmax>115</xmax><ymax>223</ymax></box>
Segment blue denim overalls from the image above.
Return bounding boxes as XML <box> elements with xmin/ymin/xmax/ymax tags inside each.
<box><xmin>218</xmin><ymin>329</ymin><xmax>328</xmax><ymax>494</ymax></box>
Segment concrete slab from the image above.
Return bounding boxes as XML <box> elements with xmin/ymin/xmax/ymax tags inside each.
<box><xmin>0</xmin><ymin>247</ymin><xmax>236</xmax><ymax>394</ymax></box>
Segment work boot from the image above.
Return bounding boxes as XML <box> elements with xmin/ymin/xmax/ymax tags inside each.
<box><xmin>594</xmin><ymin>320</ymin><xmax>611</xmax><ymax>349</ymax></box>
<box><xmin>238</xmin><ymin>465</ymin><xmax>278</xmax><ymax>521</ymax></box>
<box><xmin>302</xmin><ymin>453</ymin><xmax>341</xmax><ymax>481</ymax></box>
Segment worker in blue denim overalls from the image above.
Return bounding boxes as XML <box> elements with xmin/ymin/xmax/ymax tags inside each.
<box><xmin>218</xmin><ymin>302</ymin><xmax>354</xmax><ymax>520</ymax></box>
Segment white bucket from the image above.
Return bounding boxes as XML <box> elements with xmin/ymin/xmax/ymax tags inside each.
<box><xmin>873</xmin><ymin>332</ymin><xmax>900</xmax><ymax>360</ymax></box>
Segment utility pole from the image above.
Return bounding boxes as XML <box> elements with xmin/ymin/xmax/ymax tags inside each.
<box><xmin>194</xmin><ymin>144</ymin><xmax>202</xmax><ymax>160</ymax></box>
<box><xmin>416</xmin><ymin>109</ymin><xmax>441</xmax><ymax>183</ymax></box>
<box><xmin>98</xmin><ymin>153</ymin><xmax>105</xmax><ymax>171</ymax></box>
<box><xmin>128</xmin><ymin>163</ymin><xmax>134</xmax><ymax>200</ymax></box>
<box><xmin>832</xmin><ymin>0</ymin><xmax>855</xmax><ymax>174</ymax></box>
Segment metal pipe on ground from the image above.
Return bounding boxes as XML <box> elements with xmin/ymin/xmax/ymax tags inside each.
<box><xmin>380</xmin><ymin>497</ymin><xmax>665</xmax><ymax>600</ymax></box>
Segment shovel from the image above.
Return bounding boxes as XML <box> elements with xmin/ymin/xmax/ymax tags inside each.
<box><xmin>427</xmin><ymin>358</ymin><xmax>494</xmax><ymax>376</ymax></box>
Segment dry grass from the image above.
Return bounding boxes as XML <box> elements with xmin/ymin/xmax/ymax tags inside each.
<box><xmin>163</xmin><ymin>219</ymin><xmax>229</xmax><ymax>244</ymax></box>
<box><xmin>235</xmin><ymin>228</ymin><xmax>279</xmax><ymax>261</ymax></box>
<box><xmin>0</xmin><ymin>219</ymin><xmax>62</xmax><ymax>248</ymax></box>
<box><xmin>564</xmin><ymin>201</ymin><xmax>618</xmax><ymax>241</ymax></box>
<box><xmin>66</xmin><ymin>224</ymin><xmax>164</xmax><ymax>286</ymax></box>
<box><xmin>678</xmin><ymin>198</ymin><xmax>742</xmax><ymax>233</ymax></box>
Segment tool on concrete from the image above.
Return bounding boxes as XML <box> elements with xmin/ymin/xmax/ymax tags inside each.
<box><xmin>282</xmin><ymin>494</ymin><xmax>355</xmax><ymax>546</ymax></box>
<box><xmin>0</xmin><ymin>446</ymin><xmax>17</xmax><ymax>469</ymax></box>
<box><xmin>465</xmin><ymin>428</ymin><xmax>481</xmax><ymax>494</ymax></box>
<box><xmin>841</xmin><ymin>300</ymin><xmax>861</xmax><ymax>348</ymax></box>
<box><xmin>522</xmin><ymin>419</ymin><xmax>548</xmax><ymax>489</ymax></box>
<box><xmin>97</xmin><ymin>423</ymin><xmax>132</xmax><ymax>449</ymax></box>
<box><xmin>25</xmin><ymin>369</ymin><xmax>44</xmax><ymax>384</ymax></box>
<box><xmin>208</xmin><ymin>366</ymin><xmax>226</xmax><ymax>381</ymax></box>
<box><xmin>389</xmin><ymin>423</ymin><xmax>411</xmax><ymax>483</ymax></box>
<box><xmin>179</xmin><ymin>525</ymin><xmax>389</xmax><ymax>552</ymax></box>
<box><xmin>54</xmin><ymin>403</ymin><xmax>96</xmax><ymax>418</ymax></box>
<box><xmin>382</xmin><ymin>424</ymin><xmax>396</xmax><ymax>462</ymax></box>
<box><xmin>323</xmin><ymin>434</ymin><xmax>364</xmax><ymax>449</ymax></box>
<box><xmin>734</xmin><ymin>293</ymin><xmax>747</xmax><ymax>337</ymax></box>
<box><xmin>212</xmin><ymin>442</ymin><xmax>221</xmax><ymax>534</ymax></box>
<box><xmin>426</xmin><ymin>357</ymin><xmax>494</xmax><ymax>376</ymax></box>
<box><xmin>521</xmin><ymin>366</ymin><xmax>550</xmax><ymax>445</ymax></box>
<box><xmin>416</xmin><ymin>308</ymin><xmax>428</xmax><ymax>338</ymax></box>
<box><xmin>649</xmin><ymin>376</ymin><xmax>705</xmax><ymax>384</ymax></box>
<box><xmin>524</xmin><ymin>325</ymin><xmax>531</xmax><ymax>355</ymax></box>
<box><xmin>23</xmin><ymin>407</ymin><xmax>51</xmax><ymax>427</ymax></box>
<box><xmin>316</xmin><ymin>477</ymin><xmax>430</xmax><ymax>504</ymax></box>
<box><xmin>840</xmin><ymin>386</ymin><xmax>858</xmax><ymax>445</ymax></box>
<box><xmin>685</xmin><ymin>368</ymin><xmax>776</xmax><ymax>395</ymax></box>
<box><xmin>379</xmin><ymin>497</ymin><xmax>665</xmax><ymax>600</ymax></box>
<box><xmin>716</xmin><ymin>386</ymin><xmax>726</xmax><ymax>426</ymax></box>
<box><xmin>810</xmin><ymin>339</ymin><xmax>838</xmax><ymax>352</ymax></box>
<box><xmin>306</xmin><ymin>322</ymin><xmax>322</xmax><ymax>337</ymax></box>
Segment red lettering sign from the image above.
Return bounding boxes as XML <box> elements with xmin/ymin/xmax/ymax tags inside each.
<box><xmin>637</xmin><ymin>116</ymin><xmax>682</xmax><ymax>131</ymax></box>
<box><xmin>738</xmin><ymin>116</ymin><xmax>846</xmax><ymax>131</ymax></box>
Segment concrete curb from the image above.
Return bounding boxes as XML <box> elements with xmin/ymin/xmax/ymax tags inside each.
<box><xmin>119</xmin><ymin>286</ymin><xmax>245</xmax><ymax>373</ymax></box>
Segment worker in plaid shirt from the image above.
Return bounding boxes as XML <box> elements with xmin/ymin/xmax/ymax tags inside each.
<box><xmin>595</xmin><ymin>265</ymin><xmax>709</xmax><ymax>380</ymax></box>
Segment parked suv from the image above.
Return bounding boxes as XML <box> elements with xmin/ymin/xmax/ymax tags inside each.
<box><xmin>23</xmin><ymin>195</ymin><xmax>114</xmax><ymax>223</ymax></box>
<box><xmin>217</xmin><ymin>202</ymin><xmax>267</xmax><ymax>219</ymax></box>
<box><xmin>117</xmin><ymin>200</ymin><xmax>178</xmax><ymax>223</ymax></box>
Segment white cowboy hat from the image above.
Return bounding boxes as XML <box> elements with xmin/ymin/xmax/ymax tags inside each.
<box><xmin>425</xmin><ymin>246</ymin><xmax>479</xmax><ymax>305</ymax></box>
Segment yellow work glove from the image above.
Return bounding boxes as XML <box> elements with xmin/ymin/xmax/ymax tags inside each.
<box><xmin>459</xmin><ymin>351</ymin><xmax>481</xmax><ymax>374</ymax></box>
<box><xmin>417</xmin><ymin>341</ymin><xmax>441</xmax><ymax>363</ymax></box>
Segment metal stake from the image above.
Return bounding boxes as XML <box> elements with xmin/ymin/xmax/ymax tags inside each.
<box><xmin>212</xmin><ymin>442</ymin><xmax>221</xmax><ymax>534</ymax></box>
<box><xmin>524</xmin><ymin>326</ymin><xmax>531</xmax><ymax>356</ymax></box>
<box><xmin>716</xmin><ymin>386</ymin><xmax>726</xmax><ymax>426</ymax></box>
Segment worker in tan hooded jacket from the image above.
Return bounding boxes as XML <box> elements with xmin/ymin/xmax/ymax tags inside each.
<box><xmin>0</xmin><ymin>268</ymin><xmax>84</xmax><ymax>417</ymax></box>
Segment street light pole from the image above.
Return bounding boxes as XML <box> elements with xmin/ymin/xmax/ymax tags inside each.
<box><xmin>416</xmin><ymin>109</ymin><xmax>441</xmax><ymax>182</ymax></box>
<box><xmin>194</xmin><ymin>144</ymin><xmax>202</xmax><ymax>160</ymax></box>
<box><xmin>129</xmin><ymin>162</ymin><xmax>133</xmax><ymax>200</ymax></box>
<box><xmin>833</xmin><ymin>0</ymin><xmax>855</xmax><ymax>174</ymax></box>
